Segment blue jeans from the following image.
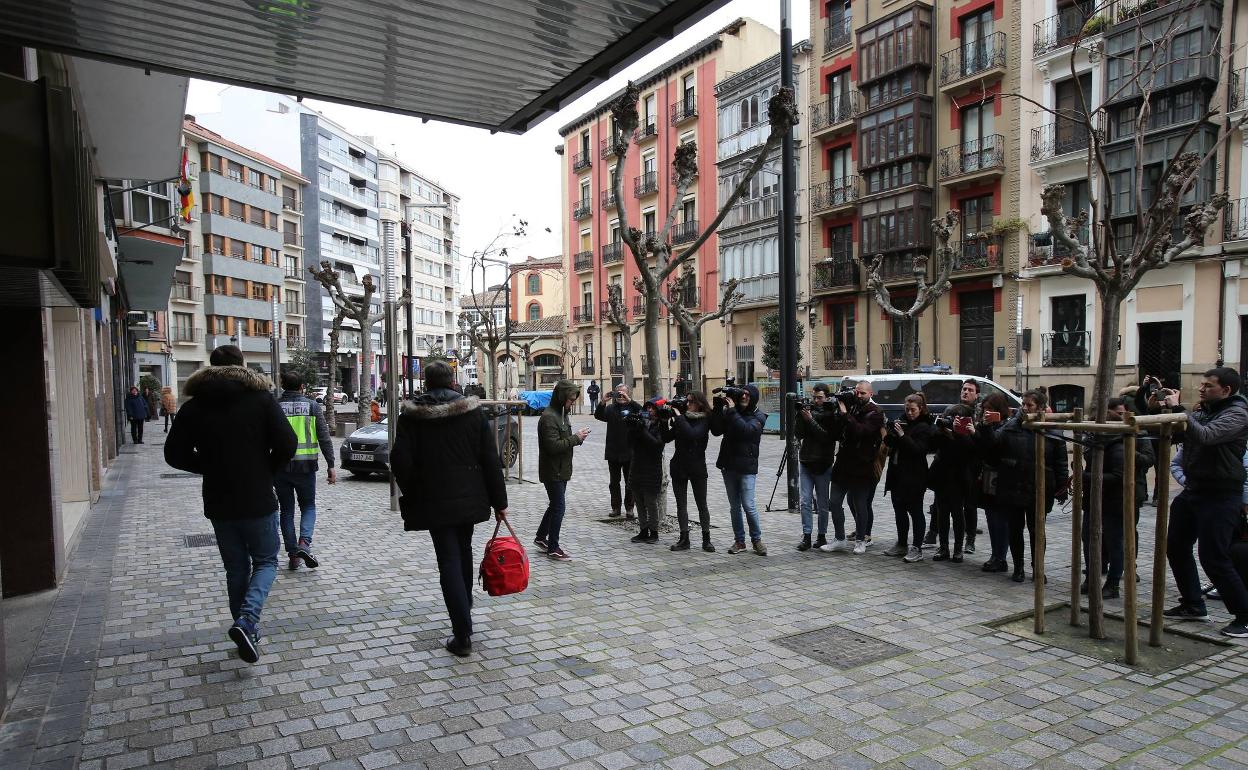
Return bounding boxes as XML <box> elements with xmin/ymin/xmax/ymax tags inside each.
<box><xmin>211</xmin><ymin>513</ymin><xmax>279</xmax><ymax>623</ymax></box>
<box><xmin>275</xmin><ymin>471</ymin><xmax>318</xmax><ymax>554</ymax></box>
<box><xmin>537</xmin><ymin>480</ymin><xmax>568</xmax><ymax>551</ymax></box>
<box><xmin>799</xmin><ymin>464</ymin><xmax>832</xmax><ymax>537</ymax></box>
<box><xmin>722</xmin><ymin>470</ymin><xmax>761</xmax><ymax>543</ymax></box>
<box><xmin>830</xmin><ymin>480</ymin><xmax>875</xmax><ymax>539</ymax></box>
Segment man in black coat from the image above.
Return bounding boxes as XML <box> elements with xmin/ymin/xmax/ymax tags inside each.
<box><xmin>710</xmin><ymin>383</ymin><xmax>768</xmax><ymax>555</ymax></box>
<box><xmin>595</xmin><ymin>384</ymin><xmax>641</xmax><ymax>518</ymax></box>
<box><xmin>165</xmin><ymin>346</ymin><xmax>297</xmax><ymax>664</ymax></box>
<box><xmin>928</xmin><ymin>380</ymin><xmax>981</xmax><ymax>559</ymax></box>
<box><xmin>827</xmin><ymin>381</ymin><xmax>885</xmax><ymax>554</ymax></box>
<box><xmin>794</xmin><ymin>384</ymin><xmax>838</xmax><ymax>552</ymax></box>
<box><xmin>391</xmin><ymin>361</ymin><xmax>509</xmax><ymax>657</ymax></box>
<box><xmin>627</xmin><ymin>398</ymin><xmax>667</xmax><ymax>544</ymax></box>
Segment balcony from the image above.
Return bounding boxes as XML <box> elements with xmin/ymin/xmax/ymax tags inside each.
<box><xmin>1233</xmin><ymin>68</ymin><xmax>1248</xmax><ymax>112</ymax></box>
<box><xmin>170</xmin><ymin>327</ymin><xmax>203</xmax><ymax>344</ymax></box>
<box><xmin>810</xmin><ymin>177</ymin><xmax>859</xmax><ymax>215</ymax></box>
<box><xmin>285</xmin><ymin>264</ymin><xmax>303</xmax><ymax>279</ymax></box>
<box><xmin>572</xmin><ymin>151</ymin><xmax>592</xmax><ymax>172</ymax></box>
<box><xmin>285</xmin><ymin>336</ymin><xmax>305</xmax><ymax>349</ymax></box>
<box><xmin>1226</xmin><ymin>198</ymin><xmax>1248</xmax><ymax>242</ymax></box>
<box><xmin>609</xmin><ymin>356</ymin><xmax>625</xmax><ymax>374</ymax></box>
<box><xmin>573</xmin><ymin>198</ymin><xmax>593</xmax><ymax>220</ymax></box>
<box><xmin>812</xmin><ymin>258</ymin><xmax>858</xmax><ymax>292</ymax></box>
<box><xmin>599</xmin><ymin>138</ymin><xmax>614</xmax><ymax>159</ymax></box>
<box><xmin>634</xmin><ymin>171</ymin><xmax>658</xmax><ymax>198</ymax></box>
<box><xmin>285</xmin><ymin>301</ymin><xmax>305</xmax><ymax>316</ymax></box>
<box><xmin>823</xmin><ymin>345</ymin><xmax>857</xmax><ymax>370</ymax></box>
<box><xmin>1042</xmin><ymin>331</ymin><xmax>1092</xmax><ymax>367</ymax></box>
<box><xmin>733</xmin><ymin>273</ymin><xmax>780</xmax><ymax>304</ymax></box>
<box><xmin>573</xmin><ymin>250</ymin><xmax>594</xmax><ymax>272</ymax></box>
<box><xmin>878</xmin><ymin>254</ymin><xmax>921</xmax><ymax>282</ymax></box>
<box><xmin>581</xmin><ymin>361</ymin><xmax>595</xmax><ymax>375</ymax></box>
<box><xmin>1029</xmin><ymin>226</ymin><xmax>1090</xmax><ymax>266</ymax></box>
<box><xmin>824</xmin><ymin>15</ymin><xmax>852</xmax><ymax>53</ymax></box>
<box><xmin>939</xmin><ymin>32</ymin><xmax>1008</xmax><ymax>91</ymax></box>
<box><xmin>670</xmin><ymin>96</ymin><xmax>697</xmax><ymax>126</ymax></box>
<box><xmin>1030</xmin><ymin>122</ymin><xmax>1092</xmax><ymax>164</ymax></box>
<box><xmin>723</xmin><ymin>193</ymin><xmax>780</xmax><ymax>229</ymax></box>
<box><xmin>938</xmin><ymin>135</ymin><xmax>1005</xmax><ymax>183</ymax></box>
<box><xmin>672</xmin><ymin>220</ymin><xmax>699</xmax><ymax>246</ymax></box>
<box><xmin>880</xmin><ymin>342</ymin><xmax>921</xmax><ymax>372</ymax></box>
<box><xmin>320</xmin><ymin>175</ymin><xmax>378</xmax><ymax>208</ymax></box>
<box><xmin>601</xmin><ymin>190</ymin><xmax>618</xmax><ymax>210</ymax></box>
<box><xmin>170</xmin><ymin>284</ymin><xmax>202</xmax><ymax>303</ymax></box>
<box><xmin>634</xmin><ymin>118</ymin><xmax>658</xmax><ymax>142</ymax></box>
<box><xmin>669</xmin><ymin>286</ymin><xmax>699</xmax><ymax>311</ymax></box>
<box><xmin>1033</xmin><ymin>6</ymin><xmax>1099</xmax><ymax>57</ymax></box>
<box><xmin>602</xmin><ymin>241</ymin><xmax>625</xmax><ymax>265</ymax></box>
<box><xmin>282</xmin><ymin>195</ymin><xmax>301</xmax><ymax>213</ymax></box>
<box><xmin>283</xmin><ymin>231</ymin><xmax>303</xmax><ymax>248</ymax></box>
<box><xmin>947</xmin><ymin>236</ymin><xmax>1004</xmax><ymax>274</ymax></box>
<box><xmin>572</xmin><ymin>305</ymin><xmax>594</xmax><ymax>324</ymax></box>
<box><xmin>632</xmin><ymin>296</ymin><xmax>647</xmax><ymax>316</ymax></box>
<box><xmin>810</xmin><ymin>91</ymin><xmax>859</xmax><ymax>136</ymax></box>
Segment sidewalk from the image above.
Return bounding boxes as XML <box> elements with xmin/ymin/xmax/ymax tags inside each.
<box><xmin>1</xmin><ymin>420</ymin><xmax>1245</xmax><ymax>770</ymax></box>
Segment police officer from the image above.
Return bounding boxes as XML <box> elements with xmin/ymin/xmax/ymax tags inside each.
<box><xmin>276</xmin><ymin>371</ymin><xmax>337</xmax><ymax>570</ymax></box>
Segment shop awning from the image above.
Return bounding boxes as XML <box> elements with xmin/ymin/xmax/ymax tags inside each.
<box><xmin>116</xmin><ymin>232</ymin><xmax>184</xmax><ymax>311</ymax></box>
<box><xmin>0</xmin><ymin>0</ymin><xmax>730</xmax><ymax>134</ymax></box>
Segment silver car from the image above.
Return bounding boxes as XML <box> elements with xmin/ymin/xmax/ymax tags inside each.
<box><xmin>339</xmin><ymin>408</ymin><xmax>521</xmax><ymax>478</ymax></box>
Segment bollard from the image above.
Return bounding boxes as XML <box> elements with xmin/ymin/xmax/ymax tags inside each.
<box><xmin>1070</xmin><ymin>408</ymin><xmax>1084</xmax><ymax>628</ymax></box>
<box><xmin>1123</xmin><ymin>431</ymin><xmax>1138</xmax><ymax>665</ymax></box>
<box><xmin>1034</xmin><ymin>429</ymin><xmax>1047</xmax><ymax>635</ymax></box>
<box><xmin>1150</xmin><ymin>426</ymin><xmax>1173</xmax><ymax>647</ymax></box>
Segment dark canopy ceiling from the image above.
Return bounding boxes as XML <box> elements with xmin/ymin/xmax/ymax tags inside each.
<box><xmin>0</xmin><ymin>0</ymin><xmax>730</xmax><ymax>133</ymax></box>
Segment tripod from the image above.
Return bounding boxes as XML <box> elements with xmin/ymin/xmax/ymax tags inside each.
<box><xmin>765</xmin><ymin>438</ymin><xmax>791</xmax><ymax>512</ymax></box>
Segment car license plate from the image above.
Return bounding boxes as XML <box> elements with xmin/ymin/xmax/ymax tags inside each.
<box><xmin>350</xmin><ymin>452</ymin><xmax>373</xmax><ymax>461</ymax></box>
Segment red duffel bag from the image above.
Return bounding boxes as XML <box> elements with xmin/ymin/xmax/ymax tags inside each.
<box><xmin>479</xmin><ymin>516</ymin><xmax>529</xmax><ymax>596</ymax></box>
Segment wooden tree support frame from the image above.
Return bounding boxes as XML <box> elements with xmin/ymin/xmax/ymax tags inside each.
<box><xmin>1021</xmin><ymin>411</ymin><xmax>1187</xmax><ymax>665</ymax></box>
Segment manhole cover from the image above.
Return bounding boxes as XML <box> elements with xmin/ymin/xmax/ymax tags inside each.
<box><xmin>160</xmin><ymin>472</ymin><xmax>198</xmax><ymax>479</ymax></box>
<box><xmin>773</xmin><ymin>625</ymin><xmax>907</xmax><ymax>670</ymax></box>
<box><xmin>184</xmin><ymin>534</ymin><xmax>217</xmax><ymax>548</ymax></box>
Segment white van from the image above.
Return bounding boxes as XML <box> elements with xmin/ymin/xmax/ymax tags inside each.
<box><xmin>838</xmin><ymin>373</ymin><xmax>1022</xmax><ymax>420</ymax></box>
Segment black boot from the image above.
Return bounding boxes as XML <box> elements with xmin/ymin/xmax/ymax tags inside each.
<box><xmin>813</xmin><ymin>534</ymin><xmax>827</xmax><ymax>550</ymax></box>
<box><xmin>646</xmin><ymin>528</ymin><xmax>660</xmax><ymax>543</ymax></box>
<box><xmin>702</xmin><ymin>531</ymin><xmax>716</xmax><ymax>552</ymax></box>
<box><xmin>933</xmin><ymin>547</ymin><xmax>951</xmax><ymax>562</ymax></box>
<box><xmin>1012</xmin><ymin>565</ymin><xmax>1026</xmax><ymax>582</ymax></box>
<box><xmin>630</xmin><ymin>529</ymin><xmax>647</xmax><ymax>543</ymax></box>
<box><xmin>671</xmin><ymin>532</ymin><xmax>690</xmax><ymax>551</ymax></box>
<box><xmin>797</xmin><ymin>534</ymin><xmax>812</xmax><ymax>552</ymax></box>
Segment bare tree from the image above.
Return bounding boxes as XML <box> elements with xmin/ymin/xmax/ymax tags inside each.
<box><xmin>322</xmin><ymin>308</ymin><xmax>347</xmax><ymax>435</ymax></box>
<box><xmin>864</xmin><ymin>211</ymin><xmax>963</xmax><ymax>373</ymax></box>
<box><xmin>661</xmin><ymin>267</ymin><xmax>744</xmax><ymax>390</ymax></box>
<box><xmin>309</xmin><ymin>263</ymin><xmax>411</xmax><ymax>429</ymax></box>
<box><xmin>459</xmin><ymin>285</ymin><xmax>509</xmax><ymax>400</ymax></box>
<box><xmin>605</xmin><ymin>82</ymin><xmax>799</xmax><ymax>397</ymax></box>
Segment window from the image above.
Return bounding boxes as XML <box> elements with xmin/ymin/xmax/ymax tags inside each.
<box><xmin>527</xmin><ymin>303</ymin><xmax>542</xmax><ymax>321</ymax></box>
<box><xmin>959</xmin><ymin>8</ymin><xmax>994</xmax><ymax>76</ymax></box>
<box><xmin>643</xmin><ymin>93</ymin><xmax>657</xmax><ymax>128</ymax></box>
<box><xmin>231</xmin><ymin>278</ymin><xmax>248</xmax><ymax>298</ymax></box>
<box><xmin>249</xmin><ymin>206</ymin><xmax>265</xmax><ymax>227</ymax></box>
<box><xmin>1054</xmin><ymin>75</ymin><xmax>1092</xmax><ymax>150</ymax></box>
<box><xmin>527</xmin><ymin>273</ymin><xmax>541</xmax><ymax>294</ymax></box>
<box><xmin>643</xmin><ymin>211</ymin><xmax>657</xmax><ymax>235</ymax></box>
<box><xmin>130</xmin><ymin>181</ymin><xmax>172</xmax><ymax>225</ymax></box>
<box><xmin>227</xmin><ymin>161</ymin><xmax>242</xmax><ymax>182</ymax></box>
<box><xmin>579</xmin><ymin>179</ymin><xmax>590</xmax><ymax>204</ymax></box>
<box><xmin>248</xmin><ymin>168</ymin><xmax>262</xmax><ymax>188</ymax></box>
<box><xmin>829</xmin><ymin>224</ymin><xmax>853</xmax><ymax>261</ymax></box>
<box><xmin>1051</xmin><ymin>295</ymin><xmax>1086</xmax><ymax>333</ymax></box>
<box><xmin>960</xmin><ymin>194</ymin><xmax>993</xmax><ymax>236</ymax></box>
<box><xmin>228</xmin><ymin>198</ymin><xmax>244</xmax><ymax>220</ymax></box>
<box><xmin>285</xmin><ymin>288</ymin><xmax>299</xmax><ymax>305</ymax></box>
<box><xmin>209</xmin><ymin>194</ymin><xmax>223</xmax><ymax>215</ymax></box>
<box><xmin>829</xmin><ymin>303</ymin><xmax>856</xmax><ymax>361</ymax></box>
<box><xmin>584</xmin><ymin>338</ymin><xmax>594</xmax><ymax>367</ymax></box>
<box><xmin>643</xmin><ymin>153</ymin><xmax>656</xmax><ymax>176</ymax></box>
<box><xmin>252</xmin><ymin>283</ymin><xmax>267</xmax><ymax>301</ymax></box>
<box><xmin>230</xmin><ymin>239</ymin><xmax>245</xmax><ymax>258</ymax></box>
<box><xmin>210</xmin><ymin>275</ymin><xmax>227</xmax><ymax>295</ymax></box>
<box><xmin>582</xmin><ymin>281</ymin><xmax>592</xmax><ymax>310</ymax></box>
<box><xmin>579</xmin><ymin>130</ymin><xmax>590</xmax><ymax>157</ymax></box>
<box><xmin>681</xmin><ymin>198</ymin><xmax>696</xmax><ymax>223</ymax></box>
<box><xmin>171</xmin><ymin>312</ymin><xmax>193</xmax><ymax>336</ymax></box>
<box><xmin>284</xmin><ymin>221</ymin><xmax>299</xmax><ymax>246</ymax></box>
<box><xmin>283</xmin><ymin>185</ymin><xmax>298</xmax><ymax>209</ymax></box>
<box><xmin>829</xmin><ymin>146</ymin><xmax>851</xmax><ymax>185</ymax></box>
<box><xmin>1110</xmin><ymin>171</ymin><xmax>1132</xmax><ymax>215</ymax></box>
<box><xmin>533</xmin><ymin>353</ymin><xmax>559</xmax><ymax>367</ymax></box>
<box><xmin>682</xmin><ymin>73</ymin><xmax>696</xmax><ymax>110</ymax></box>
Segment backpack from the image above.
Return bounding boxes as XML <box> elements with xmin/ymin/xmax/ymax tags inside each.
<box><xmin>479</xmin><ymin>517</ymin><xmax>529</xmax><ymax>597</ymax></box>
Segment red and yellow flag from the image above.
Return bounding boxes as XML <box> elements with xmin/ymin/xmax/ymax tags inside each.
<box><xmin>178</xmin><ymin>147</ymin><xmax>194</xmax><ymax>222</ymax></box>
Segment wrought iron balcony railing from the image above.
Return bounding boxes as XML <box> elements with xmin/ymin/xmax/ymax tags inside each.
<box><xmin>170</xmin><ymin>327</ymin><xmax>203</xmax><ymax>343</ymax></box>
<box><xmin>632</xmin><ymin>296</ymin><xmax>647</xmax><ymax>316</ymax></box>
<box><xmin>824</xmin><ymin>15</ymin><xmax>852</xmax><ymax>53</ymax></box>
<box><xmin>1232</xmin><ymin>68</ymin><xmax>1247</xmax><ymax>112</ymax></box>
<box><xmin>599</xmin><ymin>138</ymin><xmax>613</xmax><ymax>159</ymax></box>
<box><xmin>573</xmin><ymin>250</ymin><xmax>594</xmax><ymax>271</ymax></box>
<box><xmin>602</xmin><ymin>241</ymin><xmax>625</xmax><ymax>265</ymax></box>
<box><xmin>812</xmin><ymin>258</ymin><xmax>858</xmax><ymax>291</ymax></box>
<box><xmin>1030</xmin><ymin>122</ymin><xmax>1092</xmax><ymax>163</ymax></box>
<box><xmin>634</xmin><ymin>171</ymin><xmax>658</xmax><ymax>197</ymax></box>
<box><xmin>939</xmin><ymin>32</ymin><xmax>1008</xmax><ymax>87</ymax></box>
<box><xmin>810</xmin><ymin>91</ymin><xmax>859</xmax><ymax>133</ymax></box>
<box><xmin>938</xmin><ymin>134</ymin><xmax>1005</xmax><ymax>180</ymax></box>
<box><xmin>1042</xmin><ymin>331</ymin><xmax>1092</xmax><ymax>367</ymax></box>
<box><xmin>948</xmin><ymin>236</ymin><xmax>1004</xmax><ymax>273</ymax></box>
<box><xmin>580</xmin><ymin>361</ymin><xmax>595</xmax><ymax>375</ymax></box>
<box><xmin>285</xmin><ymin>336</ymin><xmax>304</xmax><ymax>349</ymax></box>
<box><xmin>634</xmin><ymin>118</ymin><xmax>658</xmax><ymax>141</ymax></box>
<box><xmin>572</xmin><ymin>151</ymin><xmax>592</xmax><ymax>171</ymax></box>
<box><xmin>609</xmin><ymin>356</ymin><xmax>625</xmax><ymax>374</ymax></box>
<box><xmin>879</xmin><ymin>254</ymin><xmax>919</xmax><ymax>281</ymax></box>
<box><xmin>572</xmin><ymin>198</ymin><xmax>592</xmax><ymax>219</ymax></box>
<box><xmin>1225</xmin><ymin>197</ymin><xmax>1248</xmax><ymax>241</ymax></box>
<box><xmin>823</xmin><ymin>345</ymin><xmax>857</xmax><ymax>370</ymax></box>
<box><xmin>572</xmin><ymin>305</ymin><xmax>594</xmax><ymax>324</ymax></box>
<box><xmin>670</xmin><ymin>96</ymin><xmax>697</xmax><ymax>125</ymax></box>
<box><xmin>1033</xmin><ymin>6</ymin><xmax>1099</xmax><ymax>57</ymax></box>
<box><xmin>810</xmin><ymin>177</ymin><xmax>859</xmax><ymax>213</ymax></box>
<box><xmin>1029</xmin><ymin>226</ymin><xmax>1091</xmax><ymax>266</ymax></box>
<box><xmin>880</xmin><ymin>342</ymin><xmax>921</xmax><ymax>372</ymax></box>
<box><xmin>601</xmin><ymin>189</ymin><xmax>618</xmax><ymax>210</ymax></box>
<box><xmin>672</xmin><ymin>220</ymin><xmax>699</xmax><ymax>245</ymax></box>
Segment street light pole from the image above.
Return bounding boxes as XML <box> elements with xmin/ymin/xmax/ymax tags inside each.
<box><xmin>779</xmin><ymin>0</ymin><xmax>800</xmax><ymax>511</ymax></box>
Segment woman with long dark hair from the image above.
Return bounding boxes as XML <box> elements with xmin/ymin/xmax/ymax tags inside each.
<box><xmin>664</xmin><ymin>391</ymin><xmax>715</xmax><ymax>552</ymax></box>
<box><xmin>976</xmin><ymin>391</ymin><xmax>1013</xmax><ymax>574</ymax></box>
<box><xmin>883</xmin><ymin>393</ymin><xmax>935</xmax><ymax>563</ymax></box>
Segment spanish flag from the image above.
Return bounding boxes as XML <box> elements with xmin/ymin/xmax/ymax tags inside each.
<box><xmin>178</xmin><ymin>147</ymin><xmax>194</xmax><ymax>223</ymax></box>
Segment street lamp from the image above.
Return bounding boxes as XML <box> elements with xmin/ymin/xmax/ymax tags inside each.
<box><xmin>476</xmin><ymin>254</ymin><xmax>514</xmax><ymax>395</ymax></box>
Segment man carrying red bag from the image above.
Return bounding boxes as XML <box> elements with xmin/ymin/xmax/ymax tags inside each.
<box><xmin>391</xmin><ymin>361</ymin><xmax>508</xmax><ymax>657</ymax></box>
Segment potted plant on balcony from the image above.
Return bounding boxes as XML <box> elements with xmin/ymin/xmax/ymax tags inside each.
<box><xmin>1082</xmin><ymin>15</ymin><xmax>1107</xmax><ymax>36</ymax></box>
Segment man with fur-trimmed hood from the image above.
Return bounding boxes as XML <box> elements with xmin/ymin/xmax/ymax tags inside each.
<box><xmin>391</xmin><ymin>361</ymin><xmax>509</xmax><ymax>657</ymax></box>
<box><xmin>165</xmin><ymin>345</ymin><xmax>297</xmax><ymax>664</ymax></box>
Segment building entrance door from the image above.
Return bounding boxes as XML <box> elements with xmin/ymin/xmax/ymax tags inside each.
<box><xmin>959</xmin><ymin>290</ymin><xmax>995</xmax><ymax>379</ymax></box>
<box><xmin>1138</xmin><ymin>321</ymin><xmax>1182</xmax><ymax>389</ymax></box>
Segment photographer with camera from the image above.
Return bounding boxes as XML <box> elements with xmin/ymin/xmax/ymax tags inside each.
<box><xmin>1162</xmin><ymin>368</ymin><xmax>1248</xmax><ymax>637</ymax></box>
<box><xmin>883</xmin><ymin>393</ymin><xmax>936</xmax><ymax>562</ymax></box>
<box><xmin>626</xmin><ymin>398</ymin><xmax>669</xmax><ymax>544</ymax></box>
<box><xmin>824</xmin><ymin>381</ymin><xmax>885</xmax><ymax>555</ymax></box>
<box><xmin>976</xmin><ymin>389</ymin><xmax>1068</xmax><ymax>582</ymax></box>
<box><xmin>927</xmin><ymin>380</ymin><xmax>982</xmax><ymax>562</ymax></box>
<box><xmin>710</xmin><ymin>382</ymin><xmax>768</xmax><ymax>555</ymax></box>
<box><xmin>595</xmin><ymin>385</ymin><xmax>642</xmax><ymax>519</ymax></box>
<box><xmin>794</xmin><ymin>384</ymin><xmax>839</xmax><ymax>552</ymax></box>
<box><xmin>663</xmin><ymin>392</ymin><xmax>715</xmax><ymax>552</ymax></box>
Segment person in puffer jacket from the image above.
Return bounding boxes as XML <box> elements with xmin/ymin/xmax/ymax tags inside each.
<box><xmin>883</xmin><ymin>393</ymin><xmax>936</xmax><ymax>563</ymax></box>
<box><xmin>535</xmin><ymin>379</ymin><xmax>591</xmax><ymax>562</ymax></box>
<box><xmin>627</xmin><ymin>398</ymin><xmax>667</xmax><ymax>545</ymax></box>
<box><xmin>663</xmin><ymin>392</ymin><xmax>714</xmax><ymax>552</ymax></box>
<box><xmin>710</xmin><ymin>383</ymin><xmax>768</xmax><ymax>556</ymax></box>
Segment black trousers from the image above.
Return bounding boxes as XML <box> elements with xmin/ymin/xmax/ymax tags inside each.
<box><xmin>963</xmin><ymin>484</ymin><xmax>979</xmax><ymax>540</ymax></box>
<box><xmin>129</xmin><ymin>418</ymin><xmax>144</xmax><ymax>443</ymax></box>
<box><xmin>608</xmin><ymin>459</ymin><xmax>634</xmax><ymax>512</ymax></box>
<box><xmin>1008</xmin><ymin>505</ymin><xmax>1037</xmax><ymax>572</ymax></box>
<box><xmin>892</xmin><ymin>490</ymin><xmax>925</xmax><ymax>548</ymax></box>
<box><xmin>673</xmin><ymin>474</ymin><xmax>711</xmax><ymax>533</ymax></box>
<box><xmin>935</xmin><ymin>487</ymin><xmax>967</xmax><ymax>550</ymax></box>
<box><xmin>429</xmin><ymin>525</ymin><xmax>475</xmax><ymax>642</ymax></box>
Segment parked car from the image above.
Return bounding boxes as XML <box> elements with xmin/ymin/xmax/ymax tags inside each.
<box><xmin>311</xmin><ymin>387</ymin><xmax>347</xmax><ymax>404</ymax></box>
<box><xmin>339</xmin><ymin>405</ymin><xmax>522</xmax><ymax>477</ymax></box>
<box><xmin>837</xmin><ymin>373</ymin><xmax>1022</xmax><ymax>421</ymax></box>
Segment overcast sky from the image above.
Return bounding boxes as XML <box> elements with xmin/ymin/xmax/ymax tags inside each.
<box><xmin>185</xmin><ymin>1</ymin><xmax>810</xmax><ymax>289</ymax></box>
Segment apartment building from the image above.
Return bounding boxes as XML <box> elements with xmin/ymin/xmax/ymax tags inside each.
<box><xmin>171</xmin><ymin>119</ymin><xmax>310</xmax><ymax>394</ymax></box>
<box><xmin>1016</xmin><ymin>0</ymin><xmax>1240</xmax><ymax>409</ymax></box>
<box><xmin>716</xmin><ymin>41</ymin><xmax>812</xmax><ymax>385</ymax></box>
<box><xmin>807</xmin><ymin>0</ymin><xmax>1023</xmax><ymax>382</ymax></box>
<box><xmin>559</xmin><ymin>18</ymin><xmax>781</xmax><ymax>398</ymax></box>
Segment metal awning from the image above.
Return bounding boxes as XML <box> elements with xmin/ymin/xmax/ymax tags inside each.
<box><xmin>117</xmin><ymin>233</ymin><xmax>184</xmax><ymax>311</ymax></box>
<box><xmin>0</xmin><ymin>0</ymin><xmax>730</xmax><ymax>134</ymax></box>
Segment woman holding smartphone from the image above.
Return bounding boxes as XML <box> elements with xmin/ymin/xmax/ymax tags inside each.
<box><xmin>883</xmin><ymin>393</ymin><xmax>936</xmax><ymax>563</ymax></box>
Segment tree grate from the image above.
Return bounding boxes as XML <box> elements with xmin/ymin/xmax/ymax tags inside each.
<box><xmin>772</xmin><ymin>624</ymin><xmax>907</xmax><ymax>670</ymax></box>
<box><xmin>183</xmin><ymin>534</ymin><xmax>217</xmax><ymax>548</ymax></box>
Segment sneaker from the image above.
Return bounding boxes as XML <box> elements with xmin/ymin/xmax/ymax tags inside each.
<box><xmin>609</xmin><ymin>509</ymin><xmax>623</xmax><ymax>518</ymax></box>
<box><xmin>852</xmin><ymin>540</ymin><xmax>866</xmax><ymax>555</ymax></box>
<box><xmin>534</xmin><ymin>538</ymin><xmax>549</xmax><ymax>552</ymax></box>
<box><xmin>813</xmin><ymin>534</ymin><xmax>827</xmax><ymax>550</ymax></box>
<box><xmin>1209</xmin><ymin>588</ymin><xmax>1223</xmax><ymax>601</ymax></box>
<box><xmin>296</xmin><ymin>540</ymin><xmax>319</xmax><ymax>569</ymax></box>
<box><xmin>951</xmin><ymin>547</ymin><xmax>964</xmax><ymax>564</ymax></box>
<box><xmin>847</xmin><ymin>531</ymin><xmax>857</xmax><ymax>541</ymax></box>
<box><xmin>630</xmin><ymin>530</ymin><xmax>648</xmax><ymax>544</ymax></box>
<box><xmin>752</xmin><ymin>539</ymin><xmax>768</xmax><ymax>556</ymax></box>
<box><xmin>903</xmin><ymin>546</ymin><xmax>924</xmax><ymax>563</ymax></box>
<box><xmin>1102</xmin><ymin>584</ymin><xmax>1120</xmax><ymax>600</ymax></box>
<box><xmin>229</xmin><ymin>617</ymin><xmax>261</xmax><ymax>664</ymax></box>
<box><xmin>644</xmin><ymin>529</ymin><xmax>659</xmax><ymax>544</ymax></box>
<box><xmin>884</xmin><ymin>543</ymin><xmax>908</xmax><ymax>557</ymax></box>
<box><xmin>932</xmin><ymin>549</ymin><xmax>950</xmax><ymax>562</ymax></box>
<box><xmin>287</xmin><ymin>555</ymin><xmax>301</xmax><ymax>571</ymax></box>
<box><xmin>819</xmin><ymin>538</ymin><xmax>848</xmax><ymax>553</ymax></box>
<box><xmin>1162</xmin><ymin>604</ymin><xmax>1209</xmax><ymax>621</ymax></box>
<box><xmin>797</xmin><ymin>534</ymin><xmax>812</xmax><ymax>552</ymax></box>
<box><xmin>982</xmin><ymin>559</ymin><xmax>1008</xmax><ymax>573</ymax></box>
<box><xmin>547</xmin><ymin>547</ymin><xmax>571</xmax><ymax>561</ymax></box>
<box><xmin>445</xmin><ymin>636</ymin><xmax>472</xmax><ymax>657</ymax></box>
<box><xmin>963</xmin><ymin>537</ymin><xmax>976</xmax><ymax>555</ymax></box>
<box><xmin>1219</xmin><ymin>620</ymin><xmax>1248</xmax><ymax>638</ymax></box>
<box><xmin>727</xmin><ymin>541</ymin><xmax>748</xmax><ymax>554</ymax></box>
<box><xmin>624</xmin><ymin>509</ymin><xmax>635</xmax><ymax>521</ymax></box>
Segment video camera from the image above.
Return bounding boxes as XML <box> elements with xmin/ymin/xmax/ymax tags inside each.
<box><xmin>665</xmin><ymin>396</ymin><xmax>688</xmax><ymax>416</ymax></box>
<box><xmin>831</xmin><ymin>386</ymin><xmax>858</xmax><ymax>407</ymax></box>
<box><xmin>712</xmin><ymin>377</ymin><xmax>746</xmax><ymax>406</ymax></box>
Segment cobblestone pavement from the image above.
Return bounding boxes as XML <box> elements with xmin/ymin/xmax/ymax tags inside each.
<box><xmin>2</xmin><ymin>415</ymin><xmax>1247</xmax><ymax>770</ymax></box>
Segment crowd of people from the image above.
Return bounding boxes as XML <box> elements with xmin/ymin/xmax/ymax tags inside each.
<box><xmin>162</xmin><ymin>345</ymin><xmax>1248</xmax><ymax>666</ymax></box>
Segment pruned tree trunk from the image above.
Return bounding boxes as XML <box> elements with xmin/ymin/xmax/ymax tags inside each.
<box><xmin>324</xmin><ymin>310</ymin><xmax>345</xmax><ymax>434</ymax></box>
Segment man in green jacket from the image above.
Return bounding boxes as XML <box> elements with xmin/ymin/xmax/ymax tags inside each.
<box><xmin>535</xmin><ymin>379</ymin><xmax>590</xmax><ymax>561</ymax></box>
